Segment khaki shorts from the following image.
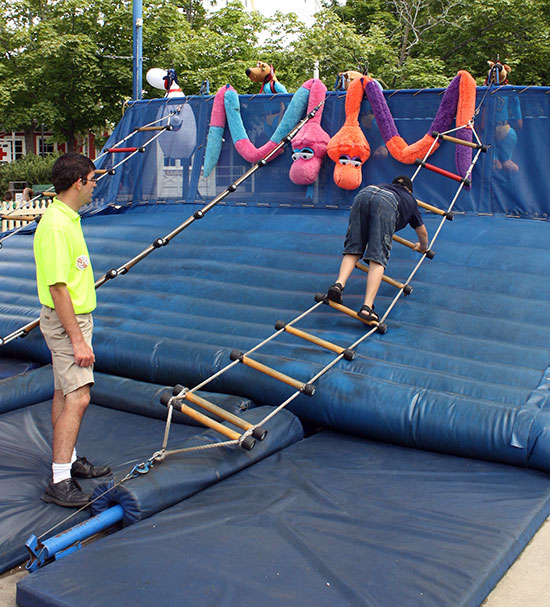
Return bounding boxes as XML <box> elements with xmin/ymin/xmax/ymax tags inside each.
<box><xmin>39</xmin><ymin>306</ymin><xmax>94</xmax><ymax>396</ymax></box>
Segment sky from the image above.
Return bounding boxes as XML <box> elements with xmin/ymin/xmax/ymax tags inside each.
<box><xmin>215</xmin><ymin>0</ymin><xmax>324</xmax><ymax>25</ymax></box>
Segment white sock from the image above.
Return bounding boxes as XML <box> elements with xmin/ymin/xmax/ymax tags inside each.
<box><xmin>71</xmin><ymin>448</ymin><xmax>77</xmax><ymax>464</ymax></box>
<box><xmin>52</xmin><ymin>462</ymin><xmax>72</xmax><ymax>484</ymax></box>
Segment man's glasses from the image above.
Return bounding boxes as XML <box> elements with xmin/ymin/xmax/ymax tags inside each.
<box><xmin>80</xmin><ymin>177</ymin><xmax>98</xmax><ymax>184</ymax></box>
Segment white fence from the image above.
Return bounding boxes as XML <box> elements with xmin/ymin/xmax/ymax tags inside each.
<box><xmin>0</xmin><ymin>197</ymin><xmax>52</xmax><ymax>233</ymax></box>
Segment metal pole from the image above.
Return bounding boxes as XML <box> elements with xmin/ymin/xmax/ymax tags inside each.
<box><xmin>25</xmin><ymin>505</ymin><xmax>124</xmax><ymax>572</ymax></box>
<box><xmin>133</xmin><ymin>0</ymin><xmax>143</xmax><ymax>100</ymax></box>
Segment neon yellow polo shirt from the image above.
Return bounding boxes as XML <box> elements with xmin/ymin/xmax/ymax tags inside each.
<box><xmin>34</xmin><ymin>198</ymin><xmax>96</xmax><ymax>314</ymax></box>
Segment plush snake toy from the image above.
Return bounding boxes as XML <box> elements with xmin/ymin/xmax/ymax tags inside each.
<box><xmin>327</xmin><ymin>71</ymin><xmax>477</xmax><ymax>190</ymax></box>
<box><xmin>203</xmin><ymin>79</ymin><xmax>329</xmax><ymax>186</ymax></box>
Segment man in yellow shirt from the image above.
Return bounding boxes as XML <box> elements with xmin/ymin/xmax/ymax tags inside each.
<box><xmin>34</xmin><ymin>153</ymin><xmax>110</xmax><ymax>508</ymax></box>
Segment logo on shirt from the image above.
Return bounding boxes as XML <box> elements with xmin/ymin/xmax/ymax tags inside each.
<box><xmin>76</xmin><ymin>255</ymin><xmax>89</xmax><ymax>270</ymax></box>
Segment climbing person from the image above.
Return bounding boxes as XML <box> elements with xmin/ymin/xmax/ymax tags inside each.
<box><xmin>327</xmin><ymin>176</ymin><xmax>429</xmax><ymax>322</ymax></box>
<box><xmin>33</xmin><ymin>153</ymin><xmax>111</xmax><ymax>508</ymax></box>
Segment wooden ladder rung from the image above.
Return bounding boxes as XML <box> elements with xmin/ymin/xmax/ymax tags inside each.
<box><xmin>355</xmin><ymin>261</ymin><xmax>412</xmax><ymax>295</ymax></box>
<box><xmin>173</xmin><ymin>385</ymin><xmax>267</xmax><ymax>440</ymax></box>
<box><xmin>415</xmin><ymin>158</ymin><xmax>471</xmax><ymax>186</ymax></box>
<box><xmin>136</xmin><ymin>125</ymin><xmax>172</xmax><ymax>132</ymax></box>
<box><xmin>230</xmin><ymin>350</ymin><xmax>316</xmax><ymax>396</ymax></box>
<box><xmin>314</xmin><ymin>293</ymin><xmax>388</xmax><ymax>334</ymax></box>
<box><xmin>275</xmin><ymin>321</ymin><xmax>355</xmax><ymax>360</ymax></box>
<box><xmin>417</xmin><ymin>199</ymin><xmax>453</xmax><ymax>220</ymax></box>
<box><xmin>393</xmin><ymin>234</ymin><xmax>435</xmax><ymax>259</ymax></box>
<box><xmin>107</xmin><ymin>147</ymin><xmax>145</xmax><ymax>153</ymax></box>
<box><xmin>160</xmin><ymin>390</ymin><xmax>255</xmax><ymax>450</ymax></box>
<box><xmin>432</xmin><ymin>131</ymin><xmax>488</xmax><ymax>152</ymax></box>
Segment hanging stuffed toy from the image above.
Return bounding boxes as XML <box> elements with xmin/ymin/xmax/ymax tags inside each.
<box><xmin>485</xmin><ymin>60</ymin><xmax>521</xmax><ymax>172</ymax></box>
<box><xmin>327</xmin><ymin>70</ymin><xmax>477</xmax><ymax>190</ymax></box>
<box><xmin>246</xmin><ymin>61</ymin><xmax>288</xmax><ymax>94</ymax></box>
<box><xmin>145</xmin><ymin>68</ymin><xmax>197</xmax><ymax>160</ymax></box>
<box><xmin>289</xmin><ymin>79</ymin><xmax>330</xmax><ymax>186</ymax></box>
<box><xmin>326</xmin><ymin>77</ymin><xmax>370</xmax><ymax>190</ymax></box>
<box><xmin>334</xmin><ymin>70</ymin><xmax>363</xmax><ymax>91</ymax></box>
<box><xmin>204</xmin><ymin>79</ymin><xmax>328</xmax><ymax>185</ymax></box>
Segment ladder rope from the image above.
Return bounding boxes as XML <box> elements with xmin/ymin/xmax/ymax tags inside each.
<box><xmin>28</xmin><ymin>113</ymin><xmax>489</xmax><ymax>548</ymax></box>
<box><xmin>0</xmin><ymin>114</ymin><xmax>177</xmax><ymax>247</ymax></box>
<box><xmin>0</xmin><ymin>103</ymin><xmax>323</xmax><ymax>346</ymax></box>
<box><xmin>163</xmin><ymin>125</ymin><xmax>486</xmax><ymax>439</ymax></box>
<box><xmin>27</xmin><ymin>103</ymin><xmax>489</xmax><ymax>557</ymax></box>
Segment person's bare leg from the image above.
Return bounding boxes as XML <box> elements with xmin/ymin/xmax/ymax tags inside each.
<box><xmin>335</xmin><ymin>254</ymin><xmax>362</xmax><ymax>288</ymax></box>
<box><xmin>51</xmin><ymin>389</ymin><xmax>64</xmax><ymax>428</ymax></box>
<box><xmin>52</xmin><ymin>384</ymin><xmax>91</xmax><ymax>464</ymax></box>
<box><xmin>363</xmin><ymin>261</ymin><xmax>384</xmax><ymax>309</ymax></box>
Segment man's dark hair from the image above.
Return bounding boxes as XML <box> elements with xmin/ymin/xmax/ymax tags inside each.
<box><xmin>3</xmin><ymin>191</ymin><xmax>13</xmax><ymax>201</ymax></box>
<box><xmin>392</xmin><ymin>175</ymin><xmax>413</xmax><ymax>193</ymax></box>
<box><xmin>52</xmin><ymin>153</ymin><xmax>95</xmax><ymax>194</ymax></box>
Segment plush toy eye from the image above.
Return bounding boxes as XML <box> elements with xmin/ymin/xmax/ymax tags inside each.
<box><xmin>350</xmin><ymin>157</ymin><xmax>362</xmax><ymax>167</ymax></box>
<box><xmin>339</xmin><ymin>155</ymin><xmax>351</xmax><ymax>165</ymax></box>
<box><xmin>292</xmin><ymin>148</ymin><xmax>315</xmax><ymax>161</ymax></box>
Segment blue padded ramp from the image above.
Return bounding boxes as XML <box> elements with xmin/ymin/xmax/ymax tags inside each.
<box><xmin>89</xmin><ymin>370</ymin><xmax>258</xmax><ymax>427</ymax></box>
<box><xmin>0</xmin><ymin>364</ymin><xmax>53</xmax><ymax>415</ymax></box>
<box><xmin>0</xmin><ymin>368</ymin><xmax>302</xmax><ymax>573</ymax></box>
<box><xmin>91</xmin><ymin>407</ymin><xmax>303</xmax><ymax>525</ymax></box>
<box><xmin>1</xmin><ymin>207</ymin><xmax>550</xmax><ymax>470</ymax></box>
<box><xmin>0</xmin><ymin>356</ymin><xmax>40</xmax><ymax>380</ymax></box>
<box><xmin>17</xmin><ymin>431</ymin><xmax>550</xmax><ymax>607</ymax></box>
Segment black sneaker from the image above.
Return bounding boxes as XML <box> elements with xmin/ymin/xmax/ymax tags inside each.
<box><xmin>71</xmin><ymin>456</ymin><xmax>111</xmax><ymax>479</ymax></box>
<box><xmin>41</xmin><ymin>478</ymin><xmax>91</xmax><ymax>508</ymax></box>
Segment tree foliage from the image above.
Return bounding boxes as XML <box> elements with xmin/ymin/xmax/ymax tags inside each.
<box><xmin>0</xmin><ymin>152</ymin><xmax>60</xmax><ymax>193</ymax></box>
<box><xmin>0</xmin><ymin>0</ymin><xmax>548</xmax><ymax>151</ymax></box>
<box><xmin>332</xmin><ymin>0</ymin><xmax>550</xmax><ymax>86</ymax></box>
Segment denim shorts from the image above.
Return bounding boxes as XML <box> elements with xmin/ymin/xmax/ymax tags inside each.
<box><xmin>343</xmin><ymin>185</ymin><xmax>398</xmax><ymax>268</ymax></box>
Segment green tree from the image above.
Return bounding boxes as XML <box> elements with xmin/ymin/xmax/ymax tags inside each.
<box><xmin>329</xmin><ymin>0</ymin><xmax>398</xmax><ymax>38</ymax></box>
<box><xmin>332</xmin><ymin>0</ymin><xmax>550</xmax><ymax>86</ymax></box>
<box><xmin>423</xmin><ymin>0</ymin><xmax>550</xmax><ymax>85</ymax></box>
<box><xmin>0</xmin><ymin>0</ymin><xmax>133</xmax><ymax>151</ymax></box>
<box><xmin>0</xmin><ymin>0</ymin><xmax>203</xmax><ymax>149</ymax></box>
<box><xmin>268</xmin><ymin>9</ymin><xmax>395</xmax><ymax>90</ymax></box>
<box><xmin>159</xmin><ymin>1</ymin><xmax>261</xmax><ymax>95</ymax></box>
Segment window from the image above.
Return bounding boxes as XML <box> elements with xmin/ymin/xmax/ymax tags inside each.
<box><xmin>14</xmin><ymin>139</ymin><xmax>24</xmax><ymax>160</ymax></box>
<box><xmin>38</xmin><ymin>138</ymin><xmax>54</xmax><ymax>155</ymax></box>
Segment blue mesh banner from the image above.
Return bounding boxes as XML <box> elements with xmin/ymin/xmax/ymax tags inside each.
<box><xmin>90</xmin><ymin>86</ymin><xmax>550</xmax><ymax>219</ymax></box>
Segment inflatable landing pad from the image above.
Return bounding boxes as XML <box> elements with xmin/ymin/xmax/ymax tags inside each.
<box><xmin>0</xmin><ymin>369</ymin><xmax>302</xmax><ymax>574</ymax></box>
<box><xmin>17</xmin><ymin>431</ymin><xmax>550</xmax><ymax>607</ymax></box>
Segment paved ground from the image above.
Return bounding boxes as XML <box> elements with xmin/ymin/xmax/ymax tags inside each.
<box><xmin>1</xmin><ymin>517</ymin><xmax>549</xmax><ymax>607</ymax></box>
<box><xmin>483</xmin><ymin>517</ymin><xmax>550</xmax><ymax>607</ymax></box>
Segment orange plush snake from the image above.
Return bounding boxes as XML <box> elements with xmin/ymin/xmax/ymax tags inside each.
<box><xmin>327</xmin><ymin>71</ymin><xmax>477</xmax><ymax>190</ymax></box>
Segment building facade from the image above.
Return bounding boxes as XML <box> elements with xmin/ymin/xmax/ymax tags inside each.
<box><xmin>0</xmin><ymin>131</ymin><xmax>98</xmax><ymax>164</ymax></box>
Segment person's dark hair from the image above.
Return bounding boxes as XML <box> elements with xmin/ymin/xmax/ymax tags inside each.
<box><xmin>392</xmin><ymin>175</ymin><xmax>413</xmax><ymax>193</ymax></box>
<box><xmin>52</xmin><ymin>153</ymin><xmax>95</xmax><ymax>194</ymax></box>
<box><xmin>3</xmin><ymin>191</ymin><xmax>13</xmax><ymax>202</ymax></box>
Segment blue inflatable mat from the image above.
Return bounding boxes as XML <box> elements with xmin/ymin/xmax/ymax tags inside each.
<box><xmin>1</xmin><ymin>207</ymin><xmax>549</xmax><ymax>470</ymax></box>
<box><xmin>17</xmin><ymin>431</ymin><xmax>550</xmax><ymax>607</ymax></box>
<box><xmin>0</xmin><ymin>368</ymin><xmax>302</xmax><ymax>573</ymax></box>
<box><xmin>0</xmin><ymin>356</ymin><xmax>40</xmax><ymax>380</ymax></box>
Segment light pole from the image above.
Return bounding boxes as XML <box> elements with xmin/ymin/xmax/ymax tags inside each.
<box><xmin>133</xmin><ymin>0</ymin><xmax>143</xmax><ymax>100</ymax></box>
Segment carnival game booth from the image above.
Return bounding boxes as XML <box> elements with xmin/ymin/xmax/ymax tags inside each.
<box><xmin>0</xmin><ymin>81</ymin><xmax>548</xmax><ymax>607</ymax></box>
